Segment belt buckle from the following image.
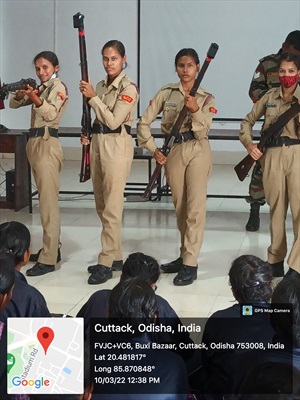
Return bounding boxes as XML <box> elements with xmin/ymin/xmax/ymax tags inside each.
<box><xmin>99</xmin><ymin>123</ymin><xmax>104</xmax><ymax>134</ymax></box>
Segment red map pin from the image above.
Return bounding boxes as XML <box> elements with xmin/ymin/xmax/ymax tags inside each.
<box><xmin>37</xmin><ymin>327</ymin><xmax>54</xmax><ymax>355</ymax></box>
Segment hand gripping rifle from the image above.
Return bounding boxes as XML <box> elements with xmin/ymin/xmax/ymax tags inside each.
<box><xmin>73</xmin><ymin>12</ymin><xmax>92</xmax><ymax>183</ymax></box>
<box><xmin>0</xmin><ymin>78</ymin><xmax>37</xmax><ymax>100</ymax></box>
<box><xmin>141</xmin><ymin>43</ymin><xmax>219</xmax><ymax>201</ymax></box>
<box><xmin>234</xmin><ymin>101</ymin><xmax>300</xmax><ymax>182</ymax></box>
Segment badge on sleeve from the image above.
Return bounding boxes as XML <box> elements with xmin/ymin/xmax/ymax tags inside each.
<box><xmin>57</xmin><ymin>92</ymin><xmax>65</xmax><ymax>100</ymax></box>
<box><xmin>209</xmin><ymin>107</ymin><xmax>217</xmax><ymax>114</ymax></box>
<box><xmin>122</xmin><ymin>94</ymin><xmax>133</xmax><ymax>103</ymax></box>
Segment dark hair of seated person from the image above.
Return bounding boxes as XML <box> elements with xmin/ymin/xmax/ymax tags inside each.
<box><xmin>229</xmin><ymin>254</ymin><xmax>273</xmax><ymax>304</ymax></box>
<box><xmin>237</xmin><ymin>361</ymin><xmax>300</xmax><ymax>400</ymax></box>
<box><xmin>0</xmin><ymin>252</ymin><xmax>15</xmax><ymax>309</ymax></box>
<box><xmin>0</xmin><ymin>221</ymin><xmax>31</xmax><ymax>266</ymax></box>
<box><xmin>109</xmin><ymin>277</ymin><xmax>157</xmax><ymax>337</ymax></box>
<box><xmin>270</xmin><ymin>276</ymin><xmax>300</xmax><ymax>348</ymax></box>
<box><xmin>121</xmin><ymin>252</ymin><xmax>160</xmax><ymax>285</ymax></box>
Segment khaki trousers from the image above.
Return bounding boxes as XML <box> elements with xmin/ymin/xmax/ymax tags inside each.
<box><xmin>26</xmin><ymin>135</ymin><xmax>63</xmax><ymax>265</ymax></box>
<box><xmin>261</xmin><ymin>145</ymin><xmax>300</xmax><ymax>273</ymax></box>
<box><xmin>90</xmin><ymin>131</ymin><xmax>133</xmax><ymax>267</ymax></box>
<box><xmin>165</xmin><ymin>138</ymin><xmax>212</xmax><ymax>266</ymax></box>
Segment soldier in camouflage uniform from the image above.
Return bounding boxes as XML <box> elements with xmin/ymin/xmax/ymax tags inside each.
<box><xmin>245</xmin><ymin>30</ymin><xmax>300</xmax><ymax>232</ymax></box>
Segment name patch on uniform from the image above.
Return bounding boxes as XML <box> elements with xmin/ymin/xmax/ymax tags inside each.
<box><xmin>267</xmin><ymin>72</ymin><xmax>279</xmax><ymax>77</ymax></box>
<box><xmin>121</xmin><ymin>94</ymin><xmax>133</xmax><ymax>103</ymax></box>
<box><xmin>57</xmin><ymin>92</ymin><xmax>65</xmax><ymax>100</ymax></box>
<box><xmin>266</xmin><ymin>103</ymin><xmax>277</xmax><ymax>108</ymax></box>
<box><xmin>209</xmin><ymin>107</ymin><xmax>218</xmax><ymax>114</ymax></box>
<box><xmin>165</xmin><ymin>102</ymin><xmax>177</xmax><ymax>107</ymax></box>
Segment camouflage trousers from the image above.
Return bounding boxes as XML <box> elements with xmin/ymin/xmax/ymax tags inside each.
<box><xmin>245</xmin><ymin>161</ymin><xmax>266</xmax><ymax>205</ymax></box>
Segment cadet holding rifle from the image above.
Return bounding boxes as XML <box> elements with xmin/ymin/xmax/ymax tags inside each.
<box><xmin>137</xmin><ymin>48</ymin><xmax>216</xmax><ymax>287</ymax></box>
<box><xmin>245</xmin><ymin>30</ymin><xmax>300</xmax><ymax>232</ymax></box>
<box><xmin>240</xmin><ymin>53</ymin><xmax>300</xmax><ymax>279</ymax></box>
<box><xmin>9</xmin><ymin>51</ymin><xmax>69</xmax><ymax>277</ymax></box>
<box><xmin>79</xmin><ymin>40</ymin><xmax>139</xmax><ymax>285</ymax></box>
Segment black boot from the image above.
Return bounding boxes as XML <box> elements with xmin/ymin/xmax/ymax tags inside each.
<box><xmin>268</xmin><ymin>261</ymin><xmax>284</xmax><ymax>278</ymax></box>
<box><xmin>29</xmin><ymin>247</ymin><xmax>61</xmax><ymax>263</ymax></box>
<box><xmin>173</xmin><ymin>265</ymin><xmax>197</xmax><ymax>286</ymax></box>
<box><xmin>161</xmin><ymin>258</ymin><xmax>183</xmax><ymax>273</ymax></box>
<box><xmin>26</xmin><ymin>262</ymin><xmax>55</xmax><ymax>276</ymax></box>
<box><xmin>88</xmin><ymin>265</ymin><xmax>113</xmax><ymax>285</ymax></box>
<box><xmin>246</xmin><ymin>202</ymin><xmax>260</xmax><ymax>232</ymax></box>
<box><xmin>88</xmin><ymin>260</ymin><xmax>123</xmax><ymax>273</ymax></box>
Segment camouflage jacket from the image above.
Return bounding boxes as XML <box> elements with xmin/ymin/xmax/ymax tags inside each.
<box><xmin>248</xmin><ymin>50</ymin><xmax>282</xmax><ymax>103</ymax></box>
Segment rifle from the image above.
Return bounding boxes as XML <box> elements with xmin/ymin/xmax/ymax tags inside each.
<box><xmin>140</xmin><ymin>43</ymin><xmax>219</xmax><ymax>201</ymax></box>
<box><xmin>73</xmin><ymin>12</ymin><xmax>92</xmax><ymax>183</ymax></box>
<box><xmin>234</xmin><ymin>101</ymin><xmax>300</xmax><ymax>181</ymax></box>
<box><xmin>0</xmin><ymin>78</ymin><xmax>37</xmax><ymax>100</ymax></box>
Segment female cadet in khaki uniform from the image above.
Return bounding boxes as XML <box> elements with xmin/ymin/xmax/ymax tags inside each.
<box><xmin>80</xmin><ymin>40</ymin><xmax>139</xmax><ymax>285</ymax></box>
<box><xmin>240</xmin><ymin>53</ymin><xmax>300</xmax><ymax>279</ymax></box>
<box><xmin>137</xmin><ymin>48</ymin><xmax>216</xmax><ymax>286</ymax></box>
<box><xmin>9</xmin><ymin>51</ymin><xmax>68</xmax><ymax>277</ymax></box>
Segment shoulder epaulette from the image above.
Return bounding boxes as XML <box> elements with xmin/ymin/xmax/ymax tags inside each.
<box><xmin>203</xmin><ymin>93</ymin><xmax>213</xmax><ymax>106</ymax></box>
<box><xmin>120</xmin><ymin>75</ymin><xmax>139</xmax><ymax>93</ymax></box>
<box><xmin>161</xmin><ymin>83</ymin><xmax>179</xmax><ymax>91</ymax></box>
<box><xmin>61</xmin><ymin>81</ymin><xmax>69</xmax><ymax>96</ymax></box>
<box><xmin>259</xmin><ymin>53</ymin><xmax>280</xmax><ymax>63</ymax></box>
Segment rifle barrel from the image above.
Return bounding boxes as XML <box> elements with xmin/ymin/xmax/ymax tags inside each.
<box><xmin>74</xmin><ymin>12</ymin><xmax>92</xmax><ymax>182</ymax></box>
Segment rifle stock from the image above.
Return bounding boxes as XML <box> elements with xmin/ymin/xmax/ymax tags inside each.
<box><xmin>141</xmin><ymin>43</ymin><xmax>219</xmax><ymax>200</ymax></box>
<box><xmin>234</xmin><ymin>154</ymin><xmax>255</xmax><ymax>182</ymax></box>
<box><xmin>141</xmin><ymin>163</ymin><xmax>162</xmax><ymax>200</ymax></box>
<box><xmin>73</xmin><ymin>12</ymin><xmax>92</xmax><ymax>183</ymax></box>
<box><xmin>79</xmin><ymin>144</ymin><xmax>90</xmax><ymax>182</ymax></box>
<box><xmin>234</xmin><ymin>102</ymin><xmax>300</xmax><ymax>182</ymax></box>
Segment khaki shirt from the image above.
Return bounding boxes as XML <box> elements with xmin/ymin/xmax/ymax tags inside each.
<box><xmin>137</xmin><ymin>82</ymin><xmax>215</xmax><ymax>154</ymax></box>
<box><xmin>240</xmin><ymin>85</ymin><xmax>300</xmax><ymax>147</ymax></box>
<box><xmin>9</xmin><ymin>78</ymin><xmax>69</xmax><ymax>129</ymax></box>
<box><xmin>89</xmin><ymin>71</ymin><xmax>139</xmax><ymax>130</ymax></box>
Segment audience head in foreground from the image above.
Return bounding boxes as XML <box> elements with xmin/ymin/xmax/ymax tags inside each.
<box><xmin>229</xmin><ymin>255</ymin><xmax>273</xmax><ymax>304</ymax></box>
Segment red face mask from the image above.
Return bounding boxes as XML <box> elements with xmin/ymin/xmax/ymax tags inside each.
<box><xmin>279</xmin><ymin>74</ymin><xmax>299</xmax><ymax>88</ymax></box>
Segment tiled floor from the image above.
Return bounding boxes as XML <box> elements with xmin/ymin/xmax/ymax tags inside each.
<box><xmin>0</xmin><ymin>159</ymin><xmax>293</xmax><ymax>319</ymax></box>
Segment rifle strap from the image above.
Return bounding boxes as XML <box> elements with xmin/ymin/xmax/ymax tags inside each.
<box><xmin>261</xmin><ymin>102</ymin><xmax>300</xmax><ymax>138</ymax></box>
<box><xmin>258</xmin><ymin>102</ymin><xmax>300</xmax><ymax>151</ymax></box>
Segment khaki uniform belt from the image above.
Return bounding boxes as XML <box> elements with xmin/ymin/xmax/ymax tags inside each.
<box><xmin>28</xmin><ymin>127</ymin><xmax>58</xmax><ymax>138</ymax></box>
<box><xmin>174</xmin><ymin>131</ymin><xmax>195</xmax><ymax>144</ymax></box>
<box><xmin>266</xmin><ymin>136</ymin><xmax>300</xmax><ymax>148</ymax></box>
<box><xmin>92</xmin><ymin>123</ymin><xmax>131</xmax><ymax>135</ymax></box>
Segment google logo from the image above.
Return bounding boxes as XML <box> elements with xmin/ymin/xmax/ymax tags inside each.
<box><xmin>12</xmin><ymin>376</ymin><xmax>50</xmax><ymax>389</ymax></box>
